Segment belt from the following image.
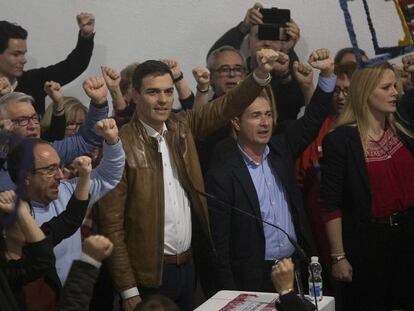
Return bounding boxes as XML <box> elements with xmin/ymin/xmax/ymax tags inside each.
<box><xmin>163</xmin><ymin>249</ymin><xmax>192</xmax><ymax>265</ymax></box>
<box><xmin>370</xmin><ymin>208</ymin><xmax>414</xmax><ymax>227</ymax></box>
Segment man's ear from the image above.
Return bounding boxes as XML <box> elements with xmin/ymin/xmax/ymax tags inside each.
<box><xmin>231</xmin><ymin>117</ymin><xmax>241</xmax><ymax>131</ymax></box>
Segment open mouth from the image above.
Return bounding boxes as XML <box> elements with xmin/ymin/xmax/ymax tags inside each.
<box><xmin>225</xmin><ymin>82</ymin><xmax>238</xmax><ymax>88</ymax></box>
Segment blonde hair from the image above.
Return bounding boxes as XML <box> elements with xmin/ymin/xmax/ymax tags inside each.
<box><xmin>120</xmin><ymin>62</ymin><xmax>140</xmax><ymax>96</ymax></box>
<box><xmin>334</xmin><ymin>62</ymin><xmax>413</xmax><ymax>149</ymax></box>
<box><xmin>41</xmin><ymin>96</ymin><xmax>88</xmax><ymax>132</ymax></box>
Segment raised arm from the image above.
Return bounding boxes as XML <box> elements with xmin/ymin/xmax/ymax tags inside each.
<box><xmin>20</xmin><ymin>13</ymin><xmax>95</xmax><ymax>115</ymax></box>
<box><xmin>42</xmin><ymin>81</ymin><xmax>66</xmax><ymax>141</ymax></box>
<box><xmin>192</xmin><ymin>66</ymin><xmax>211</xmax><ymax>109</ymax></box>
<box><xmin>207</xmin><ymin>3</ymin><xmax>263</xmax><ymax>56</ymax></box>
<box><xmin>282</xmin><ymin>48</ymin><xmax>335</xmax><ymax>158</ymax></box>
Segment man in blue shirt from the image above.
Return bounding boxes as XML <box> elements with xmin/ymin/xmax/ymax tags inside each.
<box><xmin>205</xmin><ymin>48</ymin><xmax>336</xmax><ymax>292</ymax></box>
<box><xmin>0</xmin><ymin>76</ymin><xmax>109</xmax><ymax>191</ymax></box>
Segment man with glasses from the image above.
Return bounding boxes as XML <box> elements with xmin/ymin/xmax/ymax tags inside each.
<box><xmin>0</xmin><ymin>76</ymin><xmax>110</xmax><ymax>191</ymax></box>
<box><xmin>207</xmin><ymin>3</ymin><xmax>305</xmax><ymax>123</ymax></box>
<box><xmin>6</xmin><ymin>118</ymin><xmax>125</xmax><ymax>285</ymax></box>
<box><xmin>198</xmin><ymin>46</ymin><xmax>276</xmax><ymax>173</ymax></box>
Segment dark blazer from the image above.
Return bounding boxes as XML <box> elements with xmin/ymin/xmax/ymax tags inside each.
<box><xmin>320</xmin><ymin>122</ymin><xmax>414</xmax><ymax>265</ymax></box>
<box><xmin>205</xmin><ymin>86</ymin><xmax>332</xmax><ymax>291</ymax></box>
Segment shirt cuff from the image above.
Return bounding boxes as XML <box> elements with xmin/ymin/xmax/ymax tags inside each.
<box><xmin>79</xmin><ymin>252</ymin><xmax>102</xmax><ymax>269</ymax></box>
<box><xmin>121</xmin><ymin>287</ymin><xmax>140</xmax><ymax>300</ymax></box>
<box><xmin>253</xmin><ymin>71</ymin><xmax>272</xmax><ymax>86</ymax></box>
<box><xmin>318</xmin><ymin>75</ymin><xmax>336</xmax><ymax>93</ymax></box>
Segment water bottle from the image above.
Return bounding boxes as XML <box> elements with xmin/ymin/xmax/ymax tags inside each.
<box><xmin>308</xmin><ymin>256</ymin><xmax>323</xmax><ymax>301</ymax></box>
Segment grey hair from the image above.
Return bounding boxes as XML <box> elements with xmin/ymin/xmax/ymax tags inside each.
<box><xmin>0</xmin><ymin>92</ymin><xmax>34</xmax><ymax>119</ymax></box>
<box><xmin>206</xmin><ymin>45</ymin><xmax>247</xmax><ymax>71</ymax></box>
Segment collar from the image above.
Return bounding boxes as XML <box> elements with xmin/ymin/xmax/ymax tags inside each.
<box><xmin>139</xmin><ymin>120</ymin><xmax>168</xmax><ymax>140</ymax></box>
<box><xmin>10</xmin><ymin>79</ymin><xmax>18</xmax><ymax>91</ymax></box>
<box><xmin>237</xmin><ymin>143</ymin><xmax>270</xmax><ymax>166</ymax></box>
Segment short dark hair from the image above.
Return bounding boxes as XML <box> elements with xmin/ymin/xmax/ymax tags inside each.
<box><xmin>0</xmin><ymin>21</ymin><xmax>28</xmax><ymax>53</ymax></box>
<box><xmin>132</xmin><ymin>60</ymin><xmax>174</xmax><ymax>93</ymax></box>
<box><xmin>7</xmin><ymin>138</ymin><xmax>47</xmax><ymax>184</ymax></box>
<box><xmin>334</xmin><ymin>62</ymin><xmax>357</xmax><ymax>79</ymax></box>
<box><xmin>334</xmin><ymin>47</ymin><xmax>367</xmax><ymax>65</ymax></box>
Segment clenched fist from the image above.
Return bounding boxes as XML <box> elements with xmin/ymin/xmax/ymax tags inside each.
<box><xmin>83</xmin><ymin>77</ymin><xmax>108</xmax><ymax>105</ymax></box>
<box><xmin>160</xmin><ymin>59</ymin><xmax>182</xmax><ymax>81</ymax></box>
<box><xmin>192</xmin><ymin>67</ymin><xmax>210</xmax><ymax>91</ymax></box>
<box><xmin>77</xmin><ymin>12</ymin><xmax>95</xmax><ymax>38</ymax></box>
<box><xmin>101</xmin><ymin>66</ymin><xmax>121</xmax><ymax>91</ymax></box>
<box><xmin>308</xmin><ymin>48</ymin><xmax>334</xmax><ymax>77</ymax></box>
<box><xmin>44</xmin><ymin>81</ymin><xmax>64</xmax><ymax>104</ymax></box>
<box><xmin>95</xmin><ymin>118</ymin><xmax>119</xmax><ymax>145</ymax></box>
<box><xmin>83</xmin><ymin>235</ymin><xmax>113</xmax><ymax>262</ymax></box>
<box><xmin>0</xmin><ymin>77</ymin><xmax>12</xmax><ymax>96</ymax></box>
<box><xmin>72</xmin><ymin>156</ymin><xmax>92</xmax><ymax>177</ymax></box>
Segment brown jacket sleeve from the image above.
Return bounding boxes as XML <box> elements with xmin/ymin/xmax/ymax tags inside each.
<box><xmin>185</xmin><ymin>73</ymin><xmax>268</xmax><ymax>141</ymax></box>
<box><xmin>97</xmin><ymin>169</ymin><xmax>135</xmax><ymax>291</ymax></box>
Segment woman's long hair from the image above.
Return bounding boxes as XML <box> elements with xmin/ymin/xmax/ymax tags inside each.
<box><xmin>334</xmin><ymin>62</ymin><xmax>413</xmax><ymax>150</ymax></box>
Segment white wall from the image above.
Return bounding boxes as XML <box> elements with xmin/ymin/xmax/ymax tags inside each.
<box><xmin>1</xmin><ymin>0</ymin><xmax>405</xmax><ymax>108</ymax></box>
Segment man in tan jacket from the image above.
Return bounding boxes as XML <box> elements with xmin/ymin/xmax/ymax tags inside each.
<box><xmin>98</xmin><ymin>48</ymin><xmax>283</xmax><ymax>311</ymax></box>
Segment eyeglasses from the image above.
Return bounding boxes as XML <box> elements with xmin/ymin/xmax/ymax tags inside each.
<box><xmin>213</xmin><ymin>65</ymin><xmax>247</xmax><ymax>77</ymax></box>
<box><xmin>66</xmin><ymin>121</ymin><xmax>83</xmax><ymax>127</ymax></box>
<box><xmin>333</xmin><ymin>86</ymin><xmax>349</xmax><ymax>97</ymax></box>
<box><xmin>11</xmin><ymin>114</ymin><xmax>40</xmax><ymax>127</ymax></box>
<box><xmin>32</xmin><ymin>164</ymin><xmax>63</xmax><ymax>177</ymax></box>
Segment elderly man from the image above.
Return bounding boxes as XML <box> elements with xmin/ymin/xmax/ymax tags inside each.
<box><xmin>208</xmin><ymin>2</ymin><xmax>304</xmax><ymax>122</ymax></box>
<box><xmin>98</xmin><ymin>49</ymin><xmax>279</xmax><ymax>311</ymax></box>
<box><xmin>0</xmin><ymin>76</ymin><xmax>111</xmax><ymax>191</ymax></box>
<box><xmin>205</xmin><ymin>49</ymin><xmax>335</xmax><ymax>292</ymax></box>
<box><xmin>7</xmin><ymin>118</ymin><xmax>125</xmax><ymax>284</ymax></box>
<box><xmin>0</xmin><ymin>13</ymin><xmax>95</xmax><ymax>114</ymax></box>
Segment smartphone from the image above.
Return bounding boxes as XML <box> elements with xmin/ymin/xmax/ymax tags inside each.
<box><xmin>258</xmin><ymin>8</ymin><xmax>291</xmax><ymax>41</ymax></box>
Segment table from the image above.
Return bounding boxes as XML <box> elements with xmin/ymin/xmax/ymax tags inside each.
<box><xmin>195</xmin><ymin>290</ymin><xmax>335</xmax><ymax>311</ymax></box>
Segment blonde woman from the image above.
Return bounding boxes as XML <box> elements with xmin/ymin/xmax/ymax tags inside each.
<box><xmin>320</xmin><ymin>62</ymin><xmax>414</xmax><ymax>310</ymax></box>
<box><xmin>41</xmin><ymin>96</ymin><xmax>87</xmax><ymax>140</ymax></box>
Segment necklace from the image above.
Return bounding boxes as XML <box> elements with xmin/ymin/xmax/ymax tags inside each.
<box><xmin>367</xmin><ymin>131</ymin><xmax>392</xmax><ymax>160</ymax></box>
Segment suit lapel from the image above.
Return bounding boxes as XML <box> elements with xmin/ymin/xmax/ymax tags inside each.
<box><xmin>349</xmin><ymin>129</ymin><xmax>370</xmax><ymax>191</ymax></box>
<box><xmin>231</xmin><ymin>152</ymin><xmax>264</xmax><ymax>232</ymax></box>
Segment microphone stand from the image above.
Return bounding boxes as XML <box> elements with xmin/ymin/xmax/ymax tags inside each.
<box><xmin>194</xmin><ymin>188</ymin><xmax>319</xmax><ymax>311</ymax></box>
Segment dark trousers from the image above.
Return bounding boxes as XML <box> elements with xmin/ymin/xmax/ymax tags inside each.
<box><xmin>139</xmin><ymin>260</ymin><xmax>195</xmax><ymax>311</ymax></box>
<box><xmin>342</xmin><ymin>219</ymin><xmax>414</xmax><ymax>311</ymax></box>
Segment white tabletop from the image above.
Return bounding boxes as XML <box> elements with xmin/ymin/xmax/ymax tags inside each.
<box><xmin>195</xmin><ymin>290</ymin><xmax>335</xmax><ymax>311</ymax></box>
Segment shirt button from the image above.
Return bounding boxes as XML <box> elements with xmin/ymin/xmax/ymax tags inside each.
<box><xmin>271</xmin><ymin>201</ymin><xmax>275</xmax><ymax>205</ymax></box>
<box><xmin>168</xmin><ymin>182</ymin><xmax>172</xmax><ymax>186</ymax></box>
<box><xmin>276</xmin><ymin>222</ymin><xmax>280</xmax><ymax>226</ymax></box>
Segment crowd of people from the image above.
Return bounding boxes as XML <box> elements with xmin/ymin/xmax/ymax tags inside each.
<box><xmin>1</xmin><ymin>3</ymin><xmax>414</xmax><ymax>311</ymax></box>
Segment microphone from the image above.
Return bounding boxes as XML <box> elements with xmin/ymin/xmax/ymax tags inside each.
<box><xmin>194</xmin><ymin>188</ymin><xmax>309</xmax><ymax>263</ymax></box>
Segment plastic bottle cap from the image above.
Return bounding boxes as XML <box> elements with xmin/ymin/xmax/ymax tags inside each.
<box><xmin>311</xmin><ymin>256</ymin><xmax>319</xmax><ymax>263</ymax></box>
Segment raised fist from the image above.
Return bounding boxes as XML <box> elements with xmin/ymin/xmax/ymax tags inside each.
<box><xmin>44</xmin><ymin>81</ymin><xmax>64</xmax><ymax>104</ymax></box>
<box><xmin>95</xmin><ymin>118</ymin><xmax>119</xmax><ymax>145</ymax></box>
<box><xmin>293</xmin><ymin>61</ymin><xmax>314</xmax><ymax>87</ymax></box>
<box><xmin>308</xmin><ymin>48</ymin><xmax>334</xmax><ymax>76</ymax></box>
<box><xmin>72</xmin><ymin>156</ymin><xmax>92</xmax><ymax>177</ymax></box>
<box><xmin>402</xmin><ymin>54</ymin><xmax>414</xmax><ymax>73</ymax></box>
<box><xmin>243</xmin><ymin>3</ymin><xmax>263</xmax><ymax>28</ymax></box>
<box><xmin>77</xmin><ymin>12</ymin><xmax>95</xmax><ymax>38</ymax></box>
<box><xmin>0</xmin><ymin>119</ymin><xmax>14</xmax><ymax>132</ymax></box>
<box><xmin>256</xmin><ymin>48</ymin><xmax>282</xmax><ymax>76</ymax></box>
<box><xmin>192</xmin><ymin>67</ymin><xmax>210</xmax><ymax>89</ymax></box>
<box><xmin>0</xmin><ymin>190</ymin><xmax>16</xmax><ymax>214</ymax></box>
<box><xmin>101</xmin><ymin>66</ymin><xmax>121</xmax><ymax>91</ymax></box>
<box><xmin>160</xmin><ymin>59</ymin><xmax>182</xmax><ymax>80</ymax></box>
<box><xmin>0</xmin><ymin>77</ymin><xmax>12</xmax><ymax>96</ymax></box>
<box><xmin>83</xmin><ymin>235</ymin><xmax>113</xmax><ymax>262</ymax></box>
<box><xmin>83</xmin><ymin>77</ymin><xmax>108</xmax><ymax>105</ymax></box>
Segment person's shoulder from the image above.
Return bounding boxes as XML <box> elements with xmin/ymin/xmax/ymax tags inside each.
<box><xmin>326</xmin><ymin>124</ymin><xmax>357</xmax><ymax>139</ymax></box>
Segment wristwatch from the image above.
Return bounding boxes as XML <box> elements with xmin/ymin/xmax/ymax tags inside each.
<box><xmin>331</xmin><ymin>255</ymin><xmax>346</xmax><ymax>264</ymax></box>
